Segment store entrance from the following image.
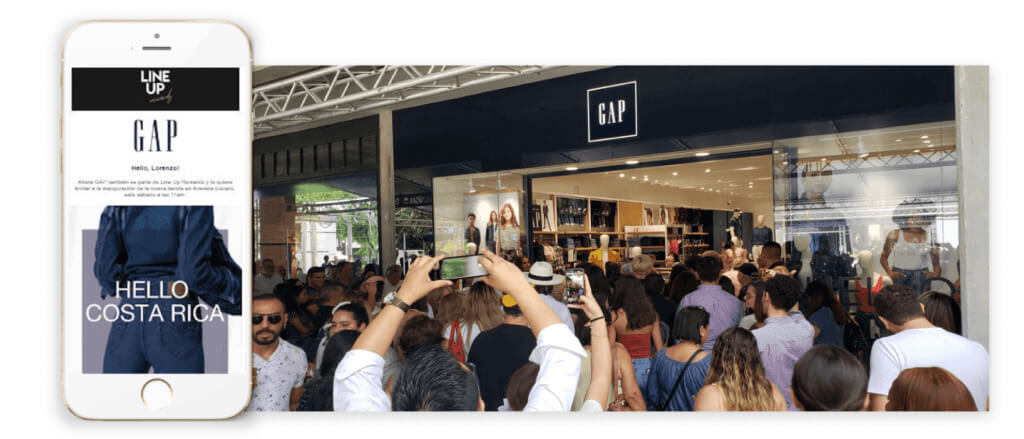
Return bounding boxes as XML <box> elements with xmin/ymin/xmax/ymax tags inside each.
<box><xmin>527</xmin><ymin>154</ymin><xmax>774</xmax><ymax>272</ymax></box>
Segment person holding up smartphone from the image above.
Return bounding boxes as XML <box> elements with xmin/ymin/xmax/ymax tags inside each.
<box><xmin>333</xmin><ymin>251</ymin><xmax>587</xmax><ymax>411</ymax></box>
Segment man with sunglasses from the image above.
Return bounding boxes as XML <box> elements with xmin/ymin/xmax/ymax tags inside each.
<box><xmin>249</xmin><ymin>294</ymin><xmax>308</xmax><ymax>411</ymax></box>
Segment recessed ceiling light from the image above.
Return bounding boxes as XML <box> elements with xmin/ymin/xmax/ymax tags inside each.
<box><xmin>859</xmin><ymin>153</ymin><xmax>869</xmax><ymax>159</ymax></box>
<box><xmin>896</xmin><ymin>139</ymin><xmax>903</xmax><ymax>142</ymax></box>
<box><xmin>654</xmin><ymin>179</ymin><xmax>659</xmax><ymax>183</ymax></box>
<box><xmin>782</xmin><ymin>161</ymin><xmax>788</xmax><ymax>165</ymax></box>
<box><xmin>619</xmin><ymin>173</ymin><xmax>625</xmax><ymax>178</ymax></box>
<box><xmin>705</xmin><ymin>169</ymin><xmax>711</xmax><ymax>173</ymax></box>
<box><xmin>566</xmin><ymin>166</ymin><xmax>578</xmax><ymax>171</ymax></box>
<box><xmin>924</xmin><ymin>140</ymin><xmax>931</xmax><ymax>144</ymax></box>
<box><xmin>695</xmin><ymin>152</ymin><xmax>710</xmax><ymax>157</ymax></box>
<box><xmin>631</xmin><ymin>176</ymin><xmax>636</xmax><ymax>180</ymax></box>
<box><xmin>921</xmin><ymin>135</ymin><xmax>929</xmax><ymax>139</ymax></box>
<box><xmin>717</xmin><ymin>179</ymin><xmax>722</xmax><ymax>183</ymax></box>
<box><xmin>672</xmin><ymin>172</ymin><xmax>678</xmax><ymax>176</ymax></box>
<box><xmin>774</xmin><ymin>150</ymin><xmax>781</xmax><ymax>154</ymax></box>
<box><xmin>913</xmin><ymin>149</ymin><xmax>921</xmax><ymax>153</ymax></box>
<box><xmin>716</xmin><ymin>190</ymin><xmax>720</xmax><ymax>192</ymax></box>
<box><xmin>700</xmin><ymin>187</ymin><xmax>705</xmax><ymax>190</ymax></box>
<box><xmin>820</xmin><ymin>158</ymin><xmax>827</xmax><ymax>162</ymax></box>
<box><xmin>626</xmin><ymin>160</ymin><xmax>639</xmax><ymax>165</ymax></box>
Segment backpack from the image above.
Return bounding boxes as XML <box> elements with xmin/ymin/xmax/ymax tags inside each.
<box><xmin>447</xmin><ymin>320</ymin><xmax>467</xmax><ymax>363</ymax></box>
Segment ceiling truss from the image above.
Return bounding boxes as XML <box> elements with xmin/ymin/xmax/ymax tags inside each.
<box><xmin>253</xmin><ymin>65</ymin><xmax>556</xmax><ymax>136</ymax></box>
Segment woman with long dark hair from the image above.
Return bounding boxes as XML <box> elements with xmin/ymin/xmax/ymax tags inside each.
<box><xmin>485</xmin><ymin>210</ymin><xmax>499</xmax><ymax>253</ymax></box>
<box><xmin>610</xmin><ymin>277</ymin><xmax>663</xmax><ymax>408</ymax></box>
<box><xmin>693</xmin><ymin>327</ymin><xmax>786</xmax><ymax>411</ymax></box>
<box><xmin>739</xmin><ymin>281</ymin><xmax>766</xmax><ymax>330</ymax></box>
<box><xmin>791</xmin><ymin>345</ymin><xmax>868</xmax><ymax>411</ymax></box>
<box><xmin>667</xmin><ymin>270</ymin><xmax>699</xmax><ymax>303</ymax></box>
<box><xmin>919</xmin><ymin>291</ymin><xmax>962</xmax><ymax>335</ymax></box>
<box><xmin>296</xmin><ymin>330</ymin><xmax>360</xmax><ymax>411</ymax></box>
<box><xmin>804</xmin><ymin>280</ymin><xmax>846</xmax><ymax>346</ymax></box>
<box><xmin>646</xmin><ymin>306</ymin><xmax>711</xmax><ymax>411</ymax></box>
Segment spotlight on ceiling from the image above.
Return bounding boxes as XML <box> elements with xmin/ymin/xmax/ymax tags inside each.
<box><xmin>695</xmin><ymin>152</ymin><xmax>710</xmax><ymax>157</ymax></box>
<box><xmin>566</xmin><ymin>166</ymin><xmax>578</xmax><ymax>171</ymax></box>
<box><xmin>625</xmin><ymin>160</ymin><xmax>639</xmax><ymax>165</ymax></box>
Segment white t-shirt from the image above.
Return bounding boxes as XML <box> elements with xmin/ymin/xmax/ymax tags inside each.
<box><xmin>249</xmin><ymin>340</ymin><xmax>307</xmax><ymax>411</ymax></box>
<box><xmin>868</xmin><ymin>326</ymin><xmax>989</xmax><ymax>410</ymax></box>
<box><xmin>254</xmin><ymin>273</ymin><xmax>283</xmax><ymax>296</ymax></box>
<box><xmin>443</xmin><ymin>321</ymin><xmax>482</xmax><ymax>354</ymax></box>
<box><xmin>739</xmin><ymin>313</ymin><xmax>757</xmax><ymax>330</ymax></box>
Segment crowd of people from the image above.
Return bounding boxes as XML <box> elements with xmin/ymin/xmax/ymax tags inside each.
<box><xmin>246</xmin><ymin>242</ymin><xmax>988</xmax><ymax>412</ymax></box>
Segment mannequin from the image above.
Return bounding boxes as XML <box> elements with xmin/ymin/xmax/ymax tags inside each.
<box><xmin>728</xmin><ymin>209</ymin><xmax>743</xmax><ymax>249</ymax></box>
<box><xmin>793</xmin><ymin>235</ymin><xmax>812</xmax><ymax>283</ymax></box>
<box><xmin>751</xmin><ymin>214</ymin><xmax>772</xmax><ymax>262</ymax></box>
<box><xmin>588</xmin><ymin>233</ymin><xmax>620</xmax><ymax>270</ymax></box>
<box><xmin>846</xmin><ymin>250</ymin><xmax>892</xmax><ymax>312</ymax></box>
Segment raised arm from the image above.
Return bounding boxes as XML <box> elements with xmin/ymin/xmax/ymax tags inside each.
<box><xmin>352</xmin><ymin>256</ymin><xmax>451</xmax><ymax>357</ymax></box>
<box><xmin>477</xmin><ymin>250</ymin><xmax>560</xmax><ymax>336</ymax></box>
<box><xmin>568</xmin><ymin>276</ymin><xmax>610</xmax><ymax>409</ymax></box>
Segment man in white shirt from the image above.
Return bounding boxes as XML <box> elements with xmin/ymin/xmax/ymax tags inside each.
<box><xmin>523</xmin><ymin>262</ymin><xmax>575</xmax><ymax>335</ymax></box>
<box><xmin>333</xmin><ymin>252</ymin><xmax>586</xmax><ymax>411</ymax></box>
<box><xmin>254</xmin><ymin>258</ymin><xmax>283</xmax><ymax>296</ymax></box>
<box><xmin>382</xmin><ymin>264</ymin><xmax>403</xmax><ymax>297</ymax></box>
<box><xmin>867</xmin><ymin>285</ymin><xmax>989</xmax><ymax>411</ymax></box>
<box><xmin>250</xmin><ymin>295</ymin><xmax>307</xmax><ymax>411</ymax></box>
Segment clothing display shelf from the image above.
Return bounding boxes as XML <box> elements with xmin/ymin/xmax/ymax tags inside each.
<box><xmin>624</xmin><ymin>225</ymin><xmax>670</xmax><ymax>264</ymax></box>
<box><xmin>666</xmin><ymin>223</ymin><xmax>714</xmax><ymax>258</ymax></box>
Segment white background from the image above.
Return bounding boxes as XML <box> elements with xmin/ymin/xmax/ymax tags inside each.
<box><xmin>1</xmin><ymin>0</ymin><xmax>1019</xmax><ymax>436</ymax></box>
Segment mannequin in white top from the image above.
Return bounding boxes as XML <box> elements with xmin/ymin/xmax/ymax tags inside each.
<box><xmin>793</xmin><ymin>235</ymin><xmax>812</xmax><ymax>282</ymax></box>
<box><xmin>880</xmin><ymin>224</ymin><xmax>940</xmax><ymax>291</ymax></box>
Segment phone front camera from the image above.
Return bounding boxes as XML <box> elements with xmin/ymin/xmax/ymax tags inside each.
<box><xmin>154</xmin><ymin>33</ymin><xmax>160</xmax><ymax>39</ymax></box>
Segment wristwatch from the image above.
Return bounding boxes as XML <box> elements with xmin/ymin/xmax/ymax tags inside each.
<box><xmin>387</xmin><ymin>296</ymin><xmax>411</xmax><ymax>312</ymax></box>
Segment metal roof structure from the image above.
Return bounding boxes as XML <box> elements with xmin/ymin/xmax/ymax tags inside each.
<box><xmin>252</xmin><ymin>65</ymin><xmax>570</xmax><ymax>138</ymax></box>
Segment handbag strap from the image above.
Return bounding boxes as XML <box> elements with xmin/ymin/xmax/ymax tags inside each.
<box><xmin>658</xmin><ymin>348</ymin><xmax>703</xmax><ymax>411</ymax></box>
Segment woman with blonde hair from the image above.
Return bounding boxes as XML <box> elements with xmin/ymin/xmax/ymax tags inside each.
<box><xmin>464</xmin><ymin>281</ymin><xmax>504</xmax><ymax>333</ymax></box>
<box><xmin>694</xmin><ymin>327</ymin><xmax>786</xmax><ymax>411</ymax></box>
<box><xmin>435</xmin><ymin>292</ymin><xmax>475</xmax><ymax>363</ymax></box>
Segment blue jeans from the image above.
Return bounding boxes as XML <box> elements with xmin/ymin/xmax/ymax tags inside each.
<box><xmin>893</xmin><ymin>268</ymin><xmax>928</xmax><ymax>294</ymax></box>
<box><xmin>632</xmin><ymin>357</ymin><xmax>653</xmax><ymax>410</ymax></box>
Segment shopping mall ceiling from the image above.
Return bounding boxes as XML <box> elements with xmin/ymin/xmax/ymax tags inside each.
<box><xmin>252</xmin><ymin>65</ymin><xmax>602</xmax><ymax>138</ymax></box>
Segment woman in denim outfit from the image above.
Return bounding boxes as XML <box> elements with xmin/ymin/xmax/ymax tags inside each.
<box><xmin>94</xmin><ymin>206</ymin><xmax>242</xmax><ymax>373</ymax></box>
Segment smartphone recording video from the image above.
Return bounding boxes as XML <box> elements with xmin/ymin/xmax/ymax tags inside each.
<box><xmin>439</xmin><ymin>255</ymin><xmax>489</xmax><ymax>281</ymax></box>
<box><xmin>565</xmin><ymin>268</ymin><xmax>585</xmax><ymax>303</ymax></box>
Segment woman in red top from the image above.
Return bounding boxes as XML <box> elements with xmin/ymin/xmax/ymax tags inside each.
<box><xmin>610</xmin><ymin>276</ymin><xmax>663</xmax><ymax>410</ymax></box>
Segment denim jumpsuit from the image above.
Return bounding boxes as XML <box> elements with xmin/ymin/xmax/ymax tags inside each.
<box><xmin>94</xmin><ymin>206</ymin><xmax>242</xmax><ymax>373</ymax></box>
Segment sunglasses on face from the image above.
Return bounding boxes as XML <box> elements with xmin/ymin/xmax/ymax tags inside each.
<box><xmin>253</xmin><ymin>313</ymin><xmax>283</xmax><ymax>325</ymax></box>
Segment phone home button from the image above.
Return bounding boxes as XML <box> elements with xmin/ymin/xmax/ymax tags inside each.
<box><xmin>141</xmin><ymin>378</ymin><xmax>173</xmax><ymax>410</ymax></box>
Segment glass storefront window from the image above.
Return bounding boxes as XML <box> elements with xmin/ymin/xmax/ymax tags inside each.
<box><xmin>433</xmin><ymin>172</ymin><xmax>526</xmax><ymax>262</ymax></box>
<box><xmin>772</xmin><ymin>121</ymin><xmax>960</xmax><ymax>311</ymax></box>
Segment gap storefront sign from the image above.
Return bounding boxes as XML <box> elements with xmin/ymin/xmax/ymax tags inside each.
<box><xmin>587</xmin><ymin>81</ymin><xmax>637</xmax><ymax>143</ymax></box>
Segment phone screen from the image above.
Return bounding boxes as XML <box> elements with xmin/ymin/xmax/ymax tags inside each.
<box><xmin>65</xmin><ymin>66</ymin><xmax>249</xmax><ymax>375</ymax></box>
<box><xmin>439</xmin><ymin>255</ymin><xmax>489</xmax><ymax>280</ymax></box>
<box><xmin>565</xmin><ymin>268</ymin><xmax>585</xmax><ymax>303</ymax></box>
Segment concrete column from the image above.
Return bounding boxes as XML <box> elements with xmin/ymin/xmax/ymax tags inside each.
<box><xmin>955</xmin><ymin>66</ymin><xmax>989</xmax><ymax>349</ymax></box>
<box><xmin>378</xmin><ymin>111</ymin><xmax>397</xmax><ymax>268</ymax></box>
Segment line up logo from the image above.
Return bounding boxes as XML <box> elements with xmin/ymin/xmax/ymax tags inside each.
<box><xmin>140</xmin><ymin>69</ymin><xmax>173</xmax><ymax>104</ymax></box>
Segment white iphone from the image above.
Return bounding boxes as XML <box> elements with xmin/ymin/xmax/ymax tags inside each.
<box><xmin>61</xmin><ymin>21</ymin><xmax>252</xmax><ymax>419</ymax></box>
